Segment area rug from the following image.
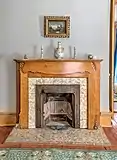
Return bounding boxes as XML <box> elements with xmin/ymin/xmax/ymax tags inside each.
<box><xmin>5</xmin><ymin>126</ymin><xmax>111</xmax><ymax>145</ymax></box>
<box><xmin>0</xmin><ymin>148</ymin><xmax>117</xmax><ymax>160</ymax></box>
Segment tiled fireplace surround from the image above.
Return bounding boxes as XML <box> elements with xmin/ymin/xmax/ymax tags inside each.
<box><xmin>28</xmin><ymin>78</ymin><xmax>87</xmax><ymax>128</ymax></box>
<box><xmin>15</xmin><ymin>59</ymin><xmax>102</xmax><ymax>129</ymax></box>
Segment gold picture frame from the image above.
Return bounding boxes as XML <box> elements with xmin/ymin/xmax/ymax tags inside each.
<box><xmin>44</xmin><ymin>16</ymin><xmax>70</xmax><ymax>38</ymax></box>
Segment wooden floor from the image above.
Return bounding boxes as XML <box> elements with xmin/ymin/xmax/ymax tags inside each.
<box><xmin>0</xmin><ymin>117</ymin><xmax>117</xmax><ymax>150</ymax></box>
<box><xmin>0</xmin><ymin>126</ymin><xmax>13</xmax><ymax>144</ymax></box>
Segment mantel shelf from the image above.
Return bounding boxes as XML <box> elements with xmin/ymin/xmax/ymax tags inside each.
<box><xmin>14</xmin><ymin>58</ymin><xmax>103</xmax><ymax>63</ymax></box>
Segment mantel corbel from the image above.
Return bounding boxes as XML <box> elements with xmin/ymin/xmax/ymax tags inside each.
<box><xmin>19</xmin><ymin>62</ymin><xmax>26</xmax><ymax>73</ymax></box>
<box><xmin>91</xmin><ymin>62</ymin><xmax>96</xmax><ymax>71</ymax></box>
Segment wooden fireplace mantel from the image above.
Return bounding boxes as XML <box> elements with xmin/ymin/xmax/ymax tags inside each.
<box><xmin>14</xmin><ymin>58</ymin><xmax>103</xmax><ymax>129</ymax></box>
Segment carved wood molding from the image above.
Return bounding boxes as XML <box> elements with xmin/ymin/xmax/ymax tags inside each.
<box><xmin>19</xmin><ymin>62</ymin><xmax>91</xmax><ymax>75</ymax></box>
<box><xmin>91</xmin><ymin>62</ymin><xmax>96</xmax><ymax>71</ymax></box>
<box><xmin>19</xmin><ymin>63</ymin><xmax>91</xmax><ymax>75</ymax></box>
<box><xmin>20</xmin><ymin>62</ymin><xmax>25</xmax><ymax>73</ymax></box>
<box><xmin>29</xmin><ymin>70</ymin><xmax>91</xmax><ymax>75</ymax></box>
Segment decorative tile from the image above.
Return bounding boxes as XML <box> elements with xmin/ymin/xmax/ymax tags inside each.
<box><xmin>29</xmin><ymin>85</ymin><xmax>35</xmax><ymax>94</ymax></box>
<box><xmin>80</xmin><ymin>120</ymin><xmax>87</xmax><ymax>128</ymax></box>
<box><xmin>28</xmin><ymin>78</ymin><xmax>87</xmax><ymax>128</ymax></box>
<box><xmin>28</xmin><ymin>102</ymin><xmax>35</xmax><ymax>129</ymax></box>
<box><xmin>28</xmin><ymin>94</ymin><xmax>35</xmax><ymax>103</ymax></box>
<box><xmin>80</xmin><ymin>110</ymin><xmax>87</xmax><ymax>120</ymax></box>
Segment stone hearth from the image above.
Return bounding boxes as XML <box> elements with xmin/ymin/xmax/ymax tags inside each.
<box><xmin>28</xmin><ymin>78</ymin><xmax>87</xmax><ymax>128</ymax></box>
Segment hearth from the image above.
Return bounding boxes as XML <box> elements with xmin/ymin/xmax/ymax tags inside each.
<box><xmin>36</xmin><ymin>85</ymin><xmax>80</xmax><ymax>128</ymax></box>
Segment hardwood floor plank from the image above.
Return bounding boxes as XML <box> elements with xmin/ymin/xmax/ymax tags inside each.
<box><xmin>0</xmin><ymin>142</ymin><xmax>117</xmax><ymax>151</ymax></box>
<box><xmin>0</xmin><ymin>126</ymin><xmax>13</xmax><ymax>144</ymax></box>
<box><xmin>103</xmin><ymin>127</ymin><xmax>117</xmax><ymax>145</ymax></box>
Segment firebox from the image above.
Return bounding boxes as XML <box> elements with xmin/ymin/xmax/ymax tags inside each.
<box><xmin>36</xmin><ymin>85</ymin><xmax>80</xmax><ymax>128</ymax></box>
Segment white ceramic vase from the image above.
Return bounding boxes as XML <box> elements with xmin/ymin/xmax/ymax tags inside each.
<box><xmin>54</xmin><ymin>42</ymin><xmax>64</xmax><ymax>59</ymax></box>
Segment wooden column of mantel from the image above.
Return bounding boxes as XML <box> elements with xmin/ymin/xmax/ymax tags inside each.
<box><xmin>14</xmin><ymin>59</ymin><xmax>103</xmax><ymax>129</ymax></box>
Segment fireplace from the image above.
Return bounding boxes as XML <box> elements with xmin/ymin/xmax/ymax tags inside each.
<box><xmin>35</xmin><ymin>85</ymin><xmax>80</xmax><ymax>128</ymax></box>
<box><xmin>14</xmin><ymin>59</ymin><xmax>102</xmax><ymax>129</ymax></box>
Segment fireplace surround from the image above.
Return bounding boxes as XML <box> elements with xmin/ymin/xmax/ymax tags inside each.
<box><xmin>14</xmin><ymin>59</ymin><xmax>102</xmax><ymax>129</ymax></box>
<box><xmin>29</xmin><ymin>78</ymin><xmax>87</xmax><ymax>128</ymax></box>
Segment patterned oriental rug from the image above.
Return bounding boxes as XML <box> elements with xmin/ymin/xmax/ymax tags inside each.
<box><xmin>5</xmin><ymin>126</ymin><xmax>110</xmax><ymax>146</ymax></box>
<box><xmin>0</xmin><ymin>148</ymin><xmax>117</xmax><ymax>160</ymax></box>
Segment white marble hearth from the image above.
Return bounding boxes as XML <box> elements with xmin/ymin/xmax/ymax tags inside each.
<box><xmin>28</xmin><ymin>78</ymin><xmax>87</xmax><ymax>128</ymax></box>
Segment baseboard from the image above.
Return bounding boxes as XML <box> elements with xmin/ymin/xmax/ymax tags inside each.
<box><xmin>0</xmin><ymin>111</ymin><xmax>112</xmax><ymax>127</ymax></box>
<box><xmin>0</xmin><ymin>112</ymin><xmax>16</xmax><ymax>126</ymax></box>
<box><xmin>100</xmin><ymin>112</ymin><xmax>113</xmax><ymax>127</ymax></box>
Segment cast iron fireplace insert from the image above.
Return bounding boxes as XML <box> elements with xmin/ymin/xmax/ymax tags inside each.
<box><xmin>35</xmin><ymin>85</ymin><xmax>80</xmax><ymax>128</ymax></box>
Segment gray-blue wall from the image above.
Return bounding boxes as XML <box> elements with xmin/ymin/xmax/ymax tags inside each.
<box><xmin>0</xmin><ymin>0</ymin><xmax>110</xmax><ymax>112</ymax></box>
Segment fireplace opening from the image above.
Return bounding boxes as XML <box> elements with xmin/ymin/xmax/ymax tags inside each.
<box><xmin>44</xmin><ymin>93</ymin><xmax>75</xmax><ymax>129</ymax></box>
<box><xmin>36</xmin><ymin>85</ymin><xmax>80</xmax><ymax>129</ymax></box>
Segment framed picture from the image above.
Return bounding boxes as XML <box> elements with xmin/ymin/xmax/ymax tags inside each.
<box><xmin>44</xmin><ymin>16</ymin><xmax>70</xmax><ymax>38</ymax></box>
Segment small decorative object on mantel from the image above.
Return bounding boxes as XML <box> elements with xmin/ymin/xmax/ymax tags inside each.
<box><xmin>44</xmin><ymin>16</ymin><xmax>70</xmax><ymax>38</ymax></box>
<box><xmin>54</xmin><ymin>41</ymin><xmax>64</xmax><ymax>59</ymax></box>
<box><xmin>93</xmin><ymin>56</ymin><xmax>97</xmax><ymax>59</ymax></box>
<box><xmin>73</xmin><ymin>47</ymin><xmax>77</xmax><ymax>59</ymax></box>
<box><xmin>40</xmin><ymin>45</ymin><xmax>44</xmax><ymax>59</ymax></box>
<box><xmin>23</xmin><ymin>54</ymin><xmax>28</xmax><ymax>59</ymax></box>
<box><xmin>88</xmin><ymin>53</ymin><xmax>93</xmax><ymax>59</ymax></box>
